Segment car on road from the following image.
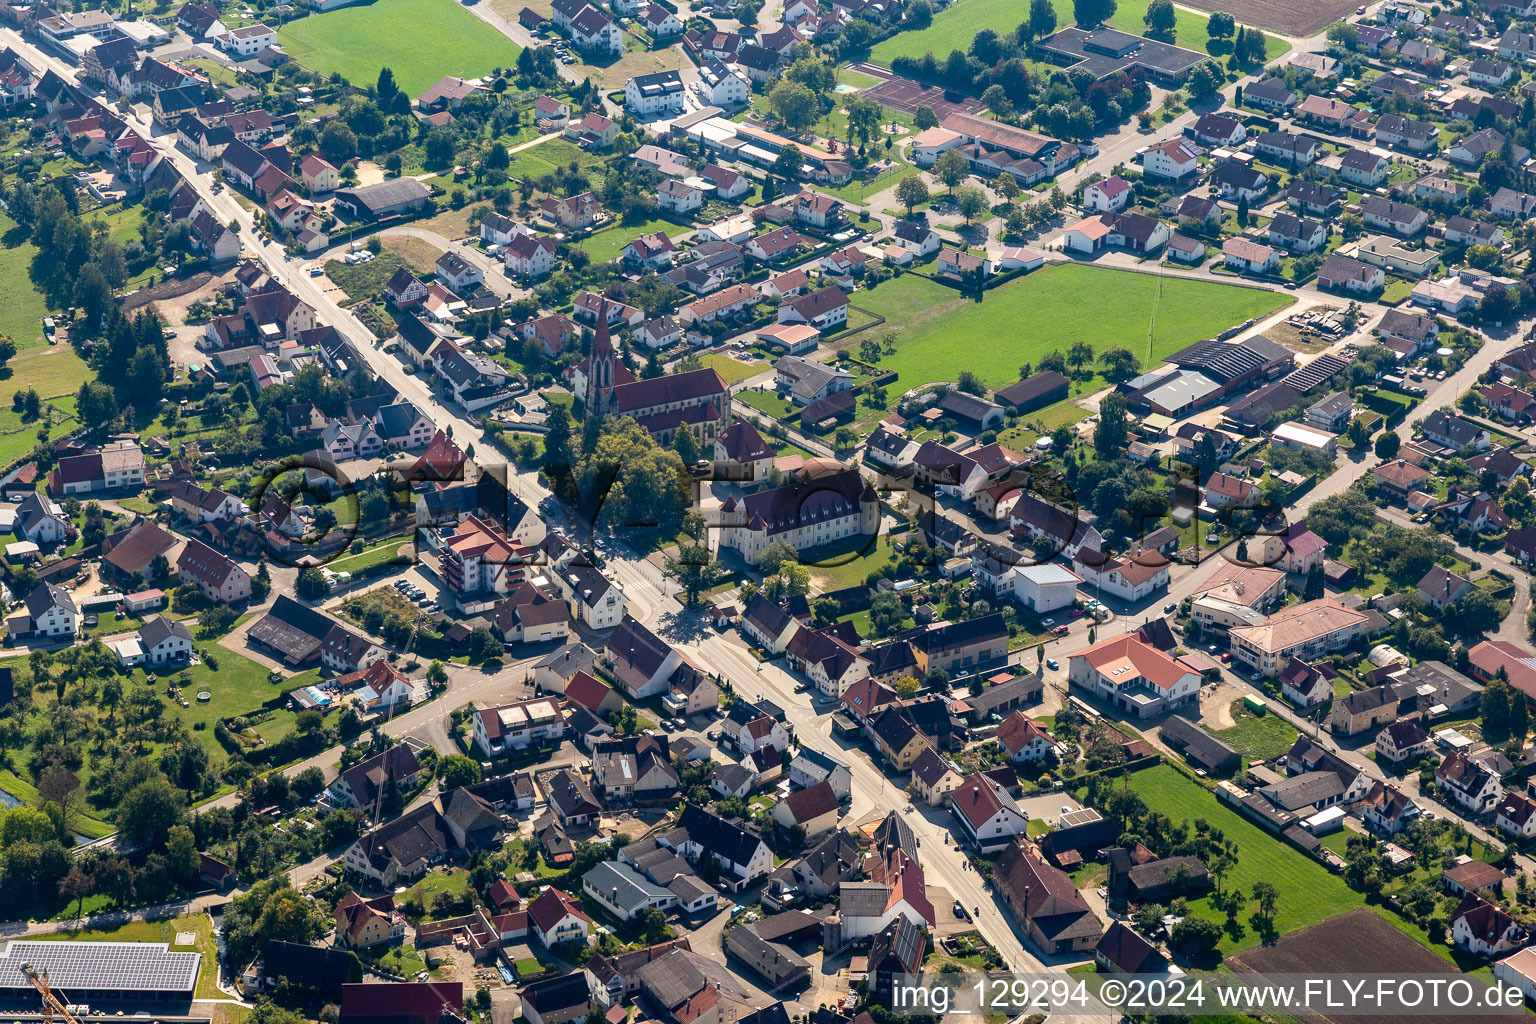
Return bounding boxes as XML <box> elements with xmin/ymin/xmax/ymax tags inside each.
<box><xmin>1164</xmin><ymin>602</ymin><xmax>1177</xmax><ymax>613</ymax></box>
<box><xmin>1220</xmin><ymin>652</ymin><xmax>1232</xmax><ymax>662</ymax></box>
<box><xmin>1045</xmin><ymin>658</ymin><xmax>1059</xmax><ymax>670</ymax></box>
<box><xmin>1050</xmin><ymin>625</ymin><xmax>1069</xmax><ymax>637</ymax></box>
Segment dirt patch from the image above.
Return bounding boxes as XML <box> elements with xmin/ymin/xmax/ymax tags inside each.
<box><xmin>416</xmin><ymin>205</ymin><xmax>479</xmax><ymax>241</ymax></box>
<box><xmin>384</xmin><ymin>234</ymin><xmax>446</xmax><ymax>274</ymax></box>
<box><xmin>1174</xmin><ymin>0</ymin><xmax>1354</xmax><ymax>36</ymax></box>
<box><xmin>1200</xmin><ymin>678</ymin><xmax>1246</xmax><ymax>728</ymax></box>
<box><xmin>1228</xmin><ymin>909</ymin><xmax>1468</xmax><ymax>1024</ymax></box>
<box><xmin>1264</xmin><ymin>318</ymin><xmax>1333</xmax><ymax>355</ymax></box>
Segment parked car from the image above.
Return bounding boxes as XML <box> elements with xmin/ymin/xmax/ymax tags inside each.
<box><xmin>1051</xmin><ymin>625</ymin><xmax>1069</xmax><ymax>637</ymax></box>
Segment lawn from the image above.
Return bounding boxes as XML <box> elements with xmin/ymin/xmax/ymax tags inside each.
<box><xmin>868</xmin><ymin>265</ymin><xmax>1291</xmax><ymax>392</ymax></box>
<box><xmin>1203</xmin><ymin>700</ymin><xmax>1300</xmax><ymax>762</ymax></box>
<box><xmin>735</xmin><ymin>388</ymin><xmax>795</xmax><ymax>419</ymax></box>
<box><xmin>995</xmin><ymin>399</ymin><xmax>1092</xmax><ymax>449</ymax></box>
<box><xmin>1116</xmin><ymin>764</ymin><xmax>1363</xmax><ymax>954</ymax></box>
<box><xmin>869</xmin><ymin>0</ymin><xmax>1287</xmax><ymax>67</ymax></box>
<box><xmin>328</xmin><ymin>537</ymin><xmax>413</xmax><ymax>575</ymax></box>
<box><xmin>700</xmin><ymin>352</ymin><xmax>763</xmax><ymax>386</ymax></box>
<box><xmin>803</xmin><ymin>534</ymin><xmax>899</xmax><ymax>590</ymax></box>
<box><xmin>278</xmin><ymin>0</ymin><xmax>522</xmax><ymax>96</ymax></box>
<box><xmin>577</xmin><ymin>216</ymin><xmax>689</xmax><ymax>263</ymax></box>
<box><xmin>0</xmin><ymin>212</ymin><xmax>89</xmax><ymax>408</ymax></box>
<box><xmin>400</xmin><ymin>866</ymin><xmax>473</xmax><ymax>906</ymax></box>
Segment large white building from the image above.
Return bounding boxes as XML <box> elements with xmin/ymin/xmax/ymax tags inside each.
<box><xmin>1006</xmin><ymin>563</ymin><xmax>1082</xmax><ymax>613</ymax></box>
<box><xmin>625</xmin><ymin>69</ymin><xmax>685</xmax><ymax>116</ymax></box>
<box><xmin>471</xmin><ymin>696</ymin><xmax>566</xmax><ymax>757</ymax></box>
<box><xmin>1229</xmin><ymin>598</ymin><xmax>1370</xmax><ymax>677</ymax></box>
<box><xmin>713</xmin><ymin>468</ymin><xmax>879</xmax><ymax>566</ymax></box>
<box><xmin>1068</xmin><ymin>633</ymin><xmax>1201</xmax><ymax>719</ymax></box>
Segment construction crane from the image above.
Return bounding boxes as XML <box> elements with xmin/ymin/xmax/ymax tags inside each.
<box><xmin>20</xmin><ymin>963</ymin><xmax>85</xmax><ymax>1024</ymax></box>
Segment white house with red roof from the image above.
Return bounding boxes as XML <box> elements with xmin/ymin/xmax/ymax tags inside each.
<box><xmin>1141</xmin><ymin>136</ymin><xmax>1200</xmax><ymax>179</ymax></box>
<box><xmin>1497</xmin><ymin>792</ymin><xmax>1536</xmax><ymax>839</ymax></box>
<box><xmin>176</xmin><ymin>537</ymin><xmax>251</xmax><ymax>603</ymax></box>
<box><xmin>995</xmin><ymin>711</ymin><xmax>1062</xmax><ymax>763</ymax></box>
<box><xmin>528</xmin><ymin>887</ymin><xmax>591</xmax><ymax>947</ymax></box>
<box><xmin>948</xmin><ymin>773</ymin><xmax>1030</xmax><ymax>851</ymax></box>
<box><xmin>1083</xmin><ymin>174</ymin><xmax>1131</xmax><ymax>213</ymax></box>
<box><xmin>1067</xmin><ymin>633</ymin><xmax>1201</xmax><ymax>719</ymax></box>
<box><xmin>340</xmin><ymin>661</ymin><xmax>416</xmax><ymax>710</ymax></box>
<box><xmin>471</xmin><ymin>696</ymin><xmax>566</xmax><ymax>756</ymax></box>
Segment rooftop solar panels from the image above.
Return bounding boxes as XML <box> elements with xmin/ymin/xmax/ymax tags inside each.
<box><xmin>0</xmin><ymin>941</ymin><xmax>201</xmax><ymax>996</ymax></box>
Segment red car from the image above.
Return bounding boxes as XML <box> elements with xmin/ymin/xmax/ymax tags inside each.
<box><xmin>1220</xmin><ymin>652</ymin><xmax>1233</xmax><ymax>663</ymax></box>
<box><xmin>1069</xmin><ymin>608</ymin><xmax>1083</xmax><ymax>618</ymax></box>
<box><xmin>1051</xmin><ymin>625</ymin><xmax>1069</xmax><ymax>637</ymax></box>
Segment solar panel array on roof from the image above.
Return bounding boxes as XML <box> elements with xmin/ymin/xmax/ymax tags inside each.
<box><xmin>0</xmin><ymin>941</ymin><xmax>201</xmax><ymax>995</ymax></box>
<box><xmin>1280</xmin><ymin>353</ymin><xmax>1348</xmax><ymax>394</ymax></box>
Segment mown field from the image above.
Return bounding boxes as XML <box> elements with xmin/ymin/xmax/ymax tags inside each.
<box><xmin>1118</xmin><ymin>764</ymin><xmax>1364</xmax><ymax>953</ymax></box>
<box><xmin>869</xmin><ymin>0</ymin><xmax>1288</xmax><ymax>66</ymax></box>
<box><xmin>278</xmin><ymin>0</ymin><xmax>522</xmax><ymax>96</ymax></box>
<box><xmin>863</xmin><ymin>265</ymin><xmax>1290</xmax><ymax>392</ymax></box>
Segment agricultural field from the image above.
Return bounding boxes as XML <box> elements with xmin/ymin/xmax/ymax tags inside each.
<box><xmin>1176</xmin><ymin>0</ymin><xmax>1358</xmax><ymax>36</ymax></box>
<box><xmin>1117</xmin><ymin>764</ymin><xmax>1364</xmax><ymax>953</ymax></box>
<box><xmin>278</xmin><ymin>0</ymin><xmax>522</xmax><ymax>96</ymax></box>
<box><xmin>865</xmin><ymin>265</ymin><xmax>1291</xmax><ymax>393</ymax></box>
<box><xmin>869</xmin><ymin>0</ymin><xmax>1288</xmax><ymax>67</ymax></box>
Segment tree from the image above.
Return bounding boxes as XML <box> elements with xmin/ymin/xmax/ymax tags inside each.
<box><xmin>1144</xmin><ymin>0</ymin><xmax>1176</xmax><ymax>38</ymax></box>
<box><xmin>894</xmin><ymin>675</ymin><xmax>921</xmax><ymax>699</ymax></box>
<box><xmin>932</xmin><ymin>149</ymin><xmax>970</xmax><ymax>193</ymax></box>
<box><xmin>1027</xmin><ymin>0</ymin><xmax>1057</xmax><ymax>40</ymax></box>
<box><xmin>118</xmin><ymin>776</ymin><xmax>186</xmax><ymax>848</ymax></box>
<box><xmin>1304</xmin><ymin>562</ymin><xmax>1324</xmax><ymax>601</ymax></box>
<box><xmin>869</xmin><ymin>591</ymin><xmax>905</xmax><ymax>635</ymax></box>
<box><xmin>1207</xmin><ymin>10</ymin><xmax>1235</xmax><ymax>37</ymax></box>
<box><xmin>58</xmin><ymin>864</ymin><xmax>92</xmax><ymax>920</ymax></box>
<box><xmin>1375</xmin><ymin>431</ymin><xmax>1401</xmax><ymax>460</ymax></box>
<box><xmin>1251</xmin><ymin>879</ymin><xmax>1279</xmax><ymax>921</ymax></box>
<box><xmin>76</xmin><ymin>380</ymin><xmax>117</xmax><ymax>432</ymax></box>
<box><xmin>1237</xmin><ymin>193</ymin><xmax>1250</xmax><ymax>228</ymax></box>
<box><xmin>664</xmin><ymin>544</ymin><xmax>726</xmax><ymax>607</ymax></box>
<box><xmin>438</xmin><ymin>754</ymin><xmax>483</xmax><ymax>789</ymax></box>
<box><xmin>320</xmin><ymin>122</ymin><xmax>358</xmax><ymax>161</ymax></box>
<box><xmin>1067</xmin><ymin>340</ymin><xmax>1094</xmax><ymax>373</ymax></box>
<box><xmin>955</xmin><ymin>184</ymin><xmax>989</xmax><ymax>224</ymax></box>
<box><xmin>994</xmin><ymin>173</ymin><xmax>1022</xmax><ymax>202</ymax></box>
<box><xmin>1073</xmin><ymin>0</ymin><xmax>1116</xmax><ymax>29</ymax></box>
<box><xmin>1327</xmin><ymin>21</ymin><xmax>1359</xmax><ymax>49</ymax></box>
<box><xmin>895</xmin><ymin>175</ymin><xmax>930</xmax><ymax>213</ymax></box>
<box><xmin>1187</xmin><ymin>61</ymin><xmax>1222</xmax><ymax>102</ymax></box>
<box><xmin>1096</xmin><ymin>392</ymin><xmax>1128</xmax><ymax>461</ymax></box>
<box><xmin>769</xmin><ymin>80</ymin><xmax>819</xmax><ymax>134</ymax></box>
<box><xmin>1170</xmin><ymin>916</ymin><xmax>1222</xmax><ymax>956</ymax></box>
<box><xmin>166</xmin><ymin>824</ymin><xmax>200</xmax><ymax>883</ymax></box>
<box><xmin>1483</xmin><ymin>678</ymin><xmax>1513</xmax><ymax>737</ymax></box>
<box><xmin>1099</xmin><ymin>346</ymin><xmax>1140</xmax><ymax>381</ymax></box>
<box><xmin>771</xmin><ymin>144</ymin><xmax>805</xmax><ymax>183</ymax></box>
<box><xmin>914</xmin><ymin>105</ymin><xmax>939</xmax><ymax>130</ymax></box>
<box><xmin>376</xmin><ymin>67</ymin><xmax>398</xmax><ymax>101</ymax></box>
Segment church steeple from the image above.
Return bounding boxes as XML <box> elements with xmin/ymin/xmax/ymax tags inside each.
<box><xmin>587</xmin><ymin>298</ymin><xmax>615</xmax><ymax>423</ymax></box>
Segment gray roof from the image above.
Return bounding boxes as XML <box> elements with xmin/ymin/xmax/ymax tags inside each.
<box><xmin>584</xmin><ymin>859</ymin><xmax>676</xmax><ymax>914</ymax></box>
<box><xmin>1262</xmin><ymin>769</ymin><xmax>1344</xmax><ymax>810</ymax></box>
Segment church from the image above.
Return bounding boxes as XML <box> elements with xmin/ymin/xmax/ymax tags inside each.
<box><xmin>580</xmin><ymin>299</ymin><xmax>732</xmax><ymax>445</ymax></box>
